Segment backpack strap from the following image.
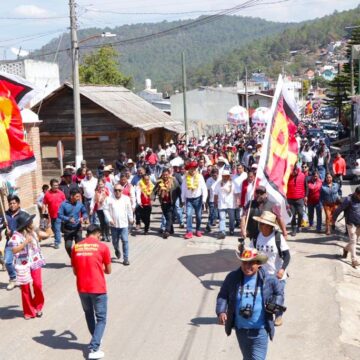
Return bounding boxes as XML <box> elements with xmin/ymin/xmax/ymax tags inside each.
<box><xmin>274</xmin><ymin>230</ymin><xmax>284</xmax><ymax>259</ymax></box>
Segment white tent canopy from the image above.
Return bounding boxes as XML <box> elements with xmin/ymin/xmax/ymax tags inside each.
<box><xmin>226</xmin><ymin>105</ymin><xmax>249</xmax><ymax>126</ymax></box>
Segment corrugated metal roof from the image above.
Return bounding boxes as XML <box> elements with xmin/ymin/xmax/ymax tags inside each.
<box><xmin>78</xmin><ymin>84</ymin><xmax>183</xmax><ymax>133</ymax></box>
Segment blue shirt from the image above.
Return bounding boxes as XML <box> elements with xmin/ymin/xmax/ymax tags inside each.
<box><xmin>58</xmin><ymin>200</ymin><xmax>88</xmax><ymax>229</ymax></box>
<box><xmin>235</xmin><ymin>274</ymin><xmax>266</xmax><ymax>329</ymax></box>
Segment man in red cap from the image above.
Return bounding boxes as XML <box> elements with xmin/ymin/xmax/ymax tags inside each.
<box><xmin>181</xmin><ymin>161</ymin><xmax>208</xmax><ymax>239</ymax></box>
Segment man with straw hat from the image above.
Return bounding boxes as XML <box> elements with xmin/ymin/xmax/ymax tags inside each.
<box><xmin>251</xmin><ymin>211</ymin><xmax>291</xmax><ymax>327</ymax></box>
<box><xmin>216</xmin><ymin>248</ymin><xmax>284</xmax><ymax>360</ymax></box>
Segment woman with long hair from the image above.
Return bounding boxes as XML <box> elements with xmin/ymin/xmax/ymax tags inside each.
<box><xmin>320</xmin><ymin>173</ymin><xmax>340</xmax><ymax>235</ymax></box>
<box><xmin>9</xmin><ymin>213</ymin><xmax>45</xmax><ymax>319</ymax></box>
<box><xmin>90</xmin><ymin>178</ymin><xmax>110</xmax><ymax>241</ymax></box>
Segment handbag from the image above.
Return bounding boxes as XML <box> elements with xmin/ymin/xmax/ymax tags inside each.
<box><xmin>15</xmin><ymin>261</ymin><xmax>32</xmax><ymax>286</ymax></box>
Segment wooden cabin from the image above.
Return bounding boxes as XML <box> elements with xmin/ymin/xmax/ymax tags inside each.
<box><xmin>32</xmin><ymin>83</ymin><xmax>183</xmax><ymax>174</ymax></box>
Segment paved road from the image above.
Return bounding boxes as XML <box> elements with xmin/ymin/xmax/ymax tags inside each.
<box><xmin>0</xmin><ymin>189</ymin><xmax>359</xmax><ymax>359</ymax></box>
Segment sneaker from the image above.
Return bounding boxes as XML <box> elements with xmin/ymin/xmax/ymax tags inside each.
<box><xmin>36</xmin><ymin>311</ymin><xmax>43</xmax><ymax>318</ymax></box>
<box><xmin>217</xmin><ymin>233</ymin><xmax>226</xmax><ymax>240</ymax></box>
<box><xmin>115</xmin><ymin>249</ymin><xmax>121</xmax><ymax>259</ymax></box>
<box><xmin>205</xmin><ymin>226</ymin><xmax>211</xmax><ymax>233</ymax></box>
<box><xmin>195</xmin><ymin>231</ymin><xmax>202</xmax><ymax>237</ymax></box>
<box><xmin>290</xmin><ymin>229</ymin><xmax>296</xmax><ymax>237</ymax></box>
<box><xmin>7</xmin><ymin>280</ymin><xmax>16</xmax><ymax>291</ymax></box>
<box><xmin>179</xmin><ymin>223</ymin><xmax>185</xmax><ymax>229</ymax></box>
<box><xmin>54</xmin><ymin>244</ymin><xmax>60</xmax><ymax>249</ymax></box>
<box><xmin>162</xmin><ymin>232</ymin><xmax>169</xmax><ymax>239</ymax></box>
<box><xmin>123</xmin><ymin>259</ymin><xmax>130</xmax><ymax>266</ymax></box>
<box><xmin>351</xmin><ymin>259</ymin><xmax>360</xmax><ymax>269</ymax></box>
<box><xmin>184</xmin><ymin>232</ymin><xmax>193</xmax><ymax>239</ymax></box>
<box><xmin>88</xmin><ymin>349</ymin><xmax>105</xmax><ymax>359</ymax></box>
<box><xmin>274</xmin><ymin>316</ymin><xmax>283</xmax><ymax>326</ymax></box>
<box><xmin>229</xmin><ymin>231</ymin><xmax>235</xmax><ymax>236</ymax></box>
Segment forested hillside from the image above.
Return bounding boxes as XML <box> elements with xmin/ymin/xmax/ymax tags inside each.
<box><xmin>30</xmin><ymin>15</ymin><xmax>292</xmax><ymax>90</ymax></box>
<box><xmin>185</xmin><ymin>6</ymin><xmax>360</xmax><ymax>87</ymax></box>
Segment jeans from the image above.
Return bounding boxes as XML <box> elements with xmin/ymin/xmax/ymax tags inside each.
<box><xmin>185</xmin><ymin>196</ymin><xmax>203</xmax><ymax>233</ymax></box>
<box><xmin>51</xmin><ymin>218</ymin><xmax>62</xmax><ymax>245</ymax></box>
<box><xmin>173</xmin><ymin>198</ymin><xmax>183</xmax><ymax>225</ymax></box>
<box><xmin>160</xmin><ymin>215</ymin><xmax>166</xmax><ymax>231</ymax></box>
<box><xmin>235</xmin><ymin>328</ymin><xmax>268</xmax><ymax>360</ymax></box>
<box><xmin>288</xmin><ymin>198</ymin><xmax>304</xmax><ymax>229</ymax></box>
<box><xmin>5</xmin><ymin>245</ymin><xmax>16</xmax><ymax>280</ymax></box>
<box><xmin>218</xmin><ymin>208</ymin><xmax>235</xmax><ymax>234</ymax></box>
<box><xmin>308</xmin><ymin>203</ymin><xmax>322</xmax><ymax>231</ymax></box>
<box><xmin>79</xmin><ymin>293</ymin><xmax>108</xmax><ymax>352</ymax></box>
<box><xmin>317</xmin><ymin>166</ymin><xmax>326</xmax><ymax>181</ymax></box>
<box><xmin>276</xmin><ymin>280</ymin><xmax>286</xmax><ymax>318</ymax></box>
<box><xmin>333</xmin><ymin>175</ymin><xmax>343</xmax><ymax>197</ymax></box>
<box><xmin>161</xmin><ymin>203</ymin><xmax>174</xmax><ymax>234</ymax></box>
<box><xmin>111</xmin><ymin>227</ymin><xmax>129</xmax><ymax>260</ymax></box>
<box><xmin>207</xmin><ymin>202</ymin><xmax>218</xmax><ymax>227</ymax></box>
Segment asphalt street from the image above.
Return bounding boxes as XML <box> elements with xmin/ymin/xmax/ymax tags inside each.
<box><xmin>0</xmin><ymin>185</ymin><xmax>359</xmax><ymax>360</ymax></box>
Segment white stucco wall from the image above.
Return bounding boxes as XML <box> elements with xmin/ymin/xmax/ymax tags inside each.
<box><xmin>170</xmin><ymin>87</ymin><xmax>239</xmax><ymax>136</ymax></box>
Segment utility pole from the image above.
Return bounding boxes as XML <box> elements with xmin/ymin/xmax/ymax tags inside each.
<box><xmin>69</xmin><ymin>0</ymin><xmax>83</xmax><ymax>168</ymax></box>
<box><xmin>245</xmin><ymin>66</ymin><xmax>249</xmax><ymax>112</ymax></box>
<box><xmin>182</xmin><ymin>52</ymin><xmax>188</xmax><ymax>144</ymax></box>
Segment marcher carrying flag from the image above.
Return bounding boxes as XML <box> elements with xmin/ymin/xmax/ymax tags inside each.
<box><xmin>256</xmin><ymin>75</ymin><xmax>299</xmax><ymax>224</ymax></box>
<box><xmin>0</xmin><ymin>72</ymin><xmax>37</xmax><ymax>181</ymax></box>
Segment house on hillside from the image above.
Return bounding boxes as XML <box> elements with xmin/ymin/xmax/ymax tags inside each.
<box><xmin>32</xmin><ymin>83</ymin><xmax>183</xmax><ymax>173</ymax></box>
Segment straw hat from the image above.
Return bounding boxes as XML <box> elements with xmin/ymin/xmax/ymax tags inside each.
<box><xmin>236</xmin><ymin>248</ymin><xmax>268</xmax><ymax>264</ymax></box>
<box><xmin>103</xmin><ymin>165</ymin><xmax>113</xmax><ymax>172</ymax></box>
<box><xmin>252</xmin><ymin>211</ymin><xmax>278</xmax><ymax>229</ymax></box>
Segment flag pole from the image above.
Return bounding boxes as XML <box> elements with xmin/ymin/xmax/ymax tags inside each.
<box><xmin>0</xmin><ymin>186</ymin><xmax>8</xmax><ymax>226</ymax></box>
<box><xmin>242</xmin><ymin>75</ymin><xmax>284</xmax><ymax>244</ymax></box>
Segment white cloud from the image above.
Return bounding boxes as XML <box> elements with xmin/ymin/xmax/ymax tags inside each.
<box><xmin>14</xmin><ymin>5</ymin><xmax>53</xmax><ymax>18</ymax></box>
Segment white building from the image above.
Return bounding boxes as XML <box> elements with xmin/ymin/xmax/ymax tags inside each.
<box><xmin>170</xmin><ymin>86</ymin><xmax>273</xmax><ymax>136</ymax></box>
<box><xmin>0</xmin><ymin>59</ymin><xmax>60</xmax><ymax>106</ymax></box>
<box><xmin>137</xmin><ymin>79</ymin><xmax>171</xmax><ymax>114</ymax></box>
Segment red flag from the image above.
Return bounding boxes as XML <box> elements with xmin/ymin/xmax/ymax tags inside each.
<box><xmin>257</xmin><ymin>76</ymin><xmax>299</xmax><ymax>224</ymax></box>
<box><xmin>0</xmin><ymin>76</ymin><xmax>36</xmax><ymax>181</ymax></box>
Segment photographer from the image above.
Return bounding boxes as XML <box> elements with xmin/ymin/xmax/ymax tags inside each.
<box><xmin>216</xmin><ymin>248</ymin><xmax>284</xmax><ymax>360</ymax></box>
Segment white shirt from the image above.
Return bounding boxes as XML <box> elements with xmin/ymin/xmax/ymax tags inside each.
<box><xmin>206</xmin><ymin>177</ymin><xmax>218</xmax><ymax>202</ymax></box>
<box><xmin>103</xmin><ymin>195</ymin><xmax>133</xmax><ymax>229</ymax></box>
<box><xmin>79</xmin><ymin>177</ymin><xmax>98</xmax><ymax>199</ymax></box>
<box><xmin>157</xmin><ymin>149</ymin><xmax>167</xmax><ymax>159</ymax></box>
<box><xmin>251</xmin><ymin>231</ymin><xmax>289</xmax><ymax>280</ymax></box>
<box><xmin>301</xmin><ymin>150</ymin><xmax>315</xmax><ymax>163</ymax></box>
<box><xmin>232</xmin><ymin>172</ymin><xmax>248</xmax><ymax>190</ymax></box>
<box><xmin>36</xmin><ymin>192</ymin><xmax>45</xmax><ymax>208</ymax></box>
<box><xmin>181</xmin><ymin>173</ymin><xmax>208</xmax><ymax>203</ymax></box>
<box><xmin>214</xmin><ymin>180</ymin><xmax>237</xmax><ymax>209</ymax></box>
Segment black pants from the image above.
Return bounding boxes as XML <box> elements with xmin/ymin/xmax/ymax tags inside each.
<box><xmin>138</xmin><ymin>206</ymin><xmax>152</xmax><ymax>232</ymax></box>
<box><xmin>135</xmin><ymin>205</ymin><xmax>141</xmax><ymax>226</ymax></box>
<box><xmin>161</xmin><ymin>203</ymin><xmax>174</xmax><ymax>234</ymax></box>
<box><xmin>64</xmin><ymin>226</ymin><xmax>82</xmax><ymax>257</ymax></box>
<box><xmin>96</xmin><ymin>210</ymin><xmax>109</xmax><ymax>241</ymax></box>
<box><xmin>288</xmin><ymin>198</ymin><xmax>304</xmax><ymax>229</ymax></box>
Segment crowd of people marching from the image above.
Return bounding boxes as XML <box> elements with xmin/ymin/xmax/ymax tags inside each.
<box><xmin>1</xmin><ymin>127</ymin><xmax>360</xmax><ymax>360</ymax></box>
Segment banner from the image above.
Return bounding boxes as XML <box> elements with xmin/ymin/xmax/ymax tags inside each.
<box><xmin>257</xmin><ymin>75</ymin><xmax>299</xmax><ymax>224</ymax></box>
<box><xmin>0</xmin><ymin>74</ymin><xmax>36</xmax><ymax>181</ymax></box>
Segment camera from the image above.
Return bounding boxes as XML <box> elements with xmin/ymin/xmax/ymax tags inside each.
<box><xmin>265</xmin><ymin>296</ymin><xmax>287</xmax><ymax>314</ymax></box>
<box><xmin>239</xmin><ymin>304</ymin><xmax>253</xmax><ymax>319</ymax></box>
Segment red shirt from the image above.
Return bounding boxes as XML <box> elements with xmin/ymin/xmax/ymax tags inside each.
<box><xmin>287</xmin><ymin>171</ymin><xmax>306</xmax><ymax>200</ymax></box>
<box><xmin>332</xmin><ymin>157</ymin><xmax>346</xmax><ymax>176</ymax></box>
<box><xmin>307</xmin><ymin>178</ymin><xmax>323</xmax><ymax>205</ymax></box>
<box><xmin>43</xmin><ymin>190</ymin><xmax>66</xmax><ymax>219</ymax></box>
<box><xmin>145</xmin><ymin>153</ymin><xmax>158</xmax><ymax>165</ymax></box>
<box><xmin>71</xmin><ymin>236</ymin><xmax>111</xmax><ymax>294</ymax></box>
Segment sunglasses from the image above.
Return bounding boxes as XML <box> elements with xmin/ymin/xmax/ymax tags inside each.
<box><xmin>255</xmin><ymin>190</ymin><xmax>266</xmax><ymax>195</ymax></box>
<box><xmin>114</xmin><ymin>189</ymin><xmax>122</xmax><ymax>192</ymax></box>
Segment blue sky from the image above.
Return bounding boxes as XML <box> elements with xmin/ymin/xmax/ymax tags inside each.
<box><xmin>0</xmin><ymin>0</ymin><xmax>359</xmax><ymax>59</ymax></box>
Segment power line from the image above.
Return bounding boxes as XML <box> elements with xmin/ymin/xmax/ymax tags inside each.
<box><xmin>28</xmin><ymin>0</ymin><xmax>285</xmax><ymax>58</ymax></box>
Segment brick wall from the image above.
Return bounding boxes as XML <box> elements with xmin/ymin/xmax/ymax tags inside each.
<box><xmin>15</xmin><ymin>124</ymin><xmax>43</xmax><ymax>214</ymax></box>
